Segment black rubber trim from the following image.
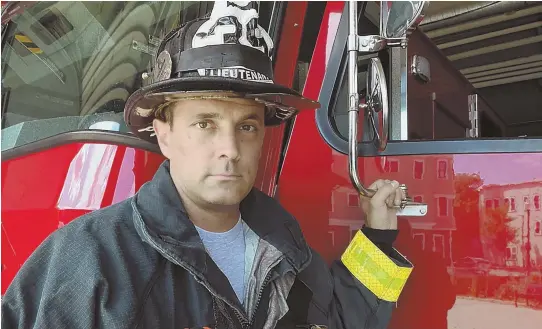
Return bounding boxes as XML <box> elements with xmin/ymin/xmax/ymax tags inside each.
<box><xmin>2</xmin><ymin>131</ymin><xmax>162</xmax><ymax>161</ymax></box>
<box><xmin>314</xmin><ymin>3</ymin><xmax>353</xmax><ymax>155</ymax></box>
<box><xmin>269</xmin><ymin>1</ymin><xmax>286</xmax><ymax>67</ymax></box>
<box><xmin>356</xmin><ymin>138</ymin><xmax>542</xmax><ymax>156</ymax></box>
<box><xmin>314</xmin><ymin>5</ymin><xmax>542</xmax><ymax>156</ymax></box>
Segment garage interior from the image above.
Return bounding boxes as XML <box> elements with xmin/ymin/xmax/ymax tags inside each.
<box><xmin>419</xmin><ymin>1</ymin><xmax>542</xmax><ymax>138</ymax></box>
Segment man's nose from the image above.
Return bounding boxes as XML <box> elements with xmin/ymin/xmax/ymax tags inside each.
<box><xmin>217</xmin><ymin>128</ymin><xmax>241</xmax><ymax>161</ymax></box>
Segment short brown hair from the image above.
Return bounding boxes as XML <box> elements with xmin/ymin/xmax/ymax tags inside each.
<box><xmin>154</xmin><ymin>102</ymin><xmax>174</xmax><ymax>127</ymax></box>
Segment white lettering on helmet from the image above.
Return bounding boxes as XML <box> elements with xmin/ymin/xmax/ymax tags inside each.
<box><xmin>196</xmin><ymin>66</ymin><xmax>272</xmax><ymax>83</ymax></box>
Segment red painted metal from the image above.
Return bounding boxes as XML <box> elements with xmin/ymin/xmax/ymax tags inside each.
<box><xmin>0</xmin><ymin>2</ymin><xmax>307</xmax><ymax>293</ymax></box>
<box><xmin>278</xmin><ymin>2</ymin><xmax>542</xmax><ymax>328</ymax></box>
<box><xmin>254</xmin><ymin>1</ymin><xmax>308</xmax><ymax>196</ymax></box>
<box><xmin>2</xmin><ymin>1</ymin><xmax>542</xmax><ymax>327</ymax></box>
<box><xmin>278</xmin><ymin>1</ymin><xmax>346</xmax><ymax>262</ymax></box>
<box><xmin>1</xmin><ymin>144</ymin><xmax>165</xmax><ymax>293</ymax></box>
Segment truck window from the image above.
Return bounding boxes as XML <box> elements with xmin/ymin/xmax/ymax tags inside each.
<box><xmin>326</xmin><ymin>3</ymin><xmax>389</xmax><ymax>143</ymax></box>
<box><xmin>0</xmin><ymin>1</ymin><xmax>277</xmax><ymax>152</ymax></box>
<box><xmin>323</xmin><ymin>2</ymin><xmax>542</xmax><ymax>143</ymax></box>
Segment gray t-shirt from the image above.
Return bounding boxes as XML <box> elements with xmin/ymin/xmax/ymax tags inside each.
<box><xmin>195</xmin><ymin>218</ymin><xmax>246</xmax><ymax>302</ymax></box>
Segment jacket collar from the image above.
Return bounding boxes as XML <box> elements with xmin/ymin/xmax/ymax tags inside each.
<box><xmin>132</xmin><ymin>160</ymin><xmax>311</xmax><ymax>276</ymax></box>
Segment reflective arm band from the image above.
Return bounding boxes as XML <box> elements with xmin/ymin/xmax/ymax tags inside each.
<box><xmin>341</xmin><ymin>230</ymin><xmax>413</xmax><ymax>302</ymax></box>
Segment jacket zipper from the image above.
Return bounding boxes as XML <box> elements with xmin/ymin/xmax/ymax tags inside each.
<box><xmin>134</xmin><ymin>207</ymin><xmax>299</xmax><ymax>328</ymax></box>
<box><xmin>135</xmin><ymin>212</ymin><xmax>251</xmax><ymax>327</ymax></box>
<box><xmin>192</xmin><ymin>275</ymin><xmax>250</xmax><ymax>328</ymax></box>
<box><xmin>248</xmin><ymin>270</ymin><xmax>273</xmax><ymax>327</ymax></box>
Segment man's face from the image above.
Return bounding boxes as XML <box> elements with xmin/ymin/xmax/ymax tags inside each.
<box><xmin>153</xmin><ymin>97</ymin><xmax>266</xmax><ymax>208</ymax></box>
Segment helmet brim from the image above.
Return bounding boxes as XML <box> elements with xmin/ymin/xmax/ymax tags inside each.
<box><xmin>124</xmin><ymin>76</ymin><xmax>320</xmax><ymax>143</ymax></box>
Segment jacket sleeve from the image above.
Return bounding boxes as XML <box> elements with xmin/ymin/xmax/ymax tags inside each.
<box><xmin>329</xmin><ymin>227</ymin><xmax>413</xmax><ymax>329</ymax></box>
<box><xmin>1</xmin><ymin>227</ymin><xmax>106</xmax><ymax>329</ymax></box>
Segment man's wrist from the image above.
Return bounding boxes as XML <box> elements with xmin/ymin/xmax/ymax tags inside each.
<box><xmin>360</xmin><ymin>226</ymin><xmax>398</xmax><ymax>256</ymax></box>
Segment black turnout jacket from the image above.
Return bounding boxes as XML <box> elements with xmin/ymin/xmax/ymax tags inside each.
<box><xmin>2</xmin><ymin>161</ymin><xmax>413</xmax><ymax>329</ymax></box>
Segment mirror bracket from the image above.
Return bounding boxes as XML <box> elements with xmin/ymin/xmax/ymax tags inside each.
<box><xmin>356</xmin><ymin>35</ymin><xmax>407</xmax><ymax>53</ymax></box>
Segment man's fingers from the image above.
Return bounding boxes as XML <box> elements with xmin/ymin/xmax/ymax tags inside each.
<box><xmin>371</xmin><ymin>180</ymin><xmax>400</xmax><ymax>207</ymax></box>
<box><xmin>386</xmin><ymin>194</ymin><xmax>395</xmax><ymax>208</ymax></box>
<box><xmin>367</xmin><ymin>179</ymin><xmax>385</xmax><ymax>190</ymax></box>
<box><xmin>394</xmin><ymin>187</ymin><xmax>403</xmax><ymax>207</ymax></box>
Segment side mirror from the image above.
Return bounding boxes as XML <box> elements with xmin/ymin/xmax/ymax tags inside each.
<box><xmin>381</xmin><ymin>1</ymin><xmax>429</xmax><ymax>40</ymax></box>
<box><xmin>355</xmin><ymin>1</ymin><xmax>429</xmax><ymax>53</ymax></box>
<box><xmin>363</xmin><ymin>57</ymin><xmax>389</xmax><ymax>152</ymax></box>
<box><xmin>346</xmin><ymin>1</ymin><xmax>428</xmax><ymax>217</ymax></box>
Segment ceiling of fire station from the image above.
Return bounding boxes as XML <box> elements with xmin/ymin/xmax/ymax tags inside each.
<box><xmin>419</xmin><ymin>1</ymin><xmax>542</xmax><ymax>133</ymax></box>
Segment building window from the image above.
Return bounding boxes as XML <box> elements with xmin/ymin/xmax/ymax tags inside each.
<box><xmin>494</xmin><ymin>199</ymin><xmax>500</xmax><ymax>208</ymax></box>
<box><xmin>383</xmin><ymin>157</ymin><xmax>399</xmax><ymax>173</ymax></box>
<box><xmin>328</xmin><ymin>231</ymin><xmax>336</xmax><ymax>246</ymax></box>
<box><xmin>414</xmin><ymin>160</ymin><xmax>424</xmax><ymax>180</ymax></box>
<box><xmin>510</xmin><ymin>198</ymin><xmax>516</xmax><ymax>211</ymax></box>
<box><xmin>535</xmin><ymin>221</ymin><xmax>541</xmax><ymax>236</ymax></box>
<box><xmin>534</xmin><ymin>195</ymin><xmax>540</xmax><ymax>210</ymax></box>
<box><xmin>347</xmin><ymin>193</ymin><xmax>359</xmax><ymax>207</ymax></box>
<box><xmin>433</xmin><ymin>234</ymin><xmax>445</xmax><ymax>258</ymax></box>
<box><xmin>506</xmin><ymin>246</ymin><xmax>517</xmax><ymax>260</ymax></box>
<box><xmin>386</xmin><ymin>159</ymin><xmax>399</xmax><ymax>173</ymax></box>
<box><xmin>485</xmin><ymin>199</ymin><xmax>493</xmax><ymax>209</ymax></box>
<box><xmin>437</xmin><ymin>160</ymin><xmax>447</xmax><ymax>179</ymax></box>
<box><xmin>413</xmin><ymin>195</ymin><xmax>423</xmax><ymax>203</ymax></box>
<box><xmin>413</xmin><ymin>233</ymin><xmax>425</xmax><ymax>250</ymax></box>
<box><xmin>438</xmin><ymin>197</ymin><xmax>448</xmax><ymax>216</ymax></box>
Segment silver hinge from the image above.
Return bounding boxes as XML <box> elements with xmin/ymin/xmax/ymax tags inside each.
<box><xmin>467</xmin><ymin>94</ymin><xmax>479</xmax><ymax>138</ymax></box>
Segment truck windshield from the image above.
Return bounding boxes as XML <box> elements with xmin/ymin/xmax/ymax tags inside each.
<box><xmin>1</xmin><ymin>1</ymin><xmax>275</xmax><ymax>151</ymax></box>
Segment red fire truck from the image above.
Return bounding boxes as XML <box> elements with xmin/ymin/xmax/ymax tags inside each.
<box><xmin>2</xmin><ymin>1</ymin><xmax>542</xmax><ymax>328</ymax></box>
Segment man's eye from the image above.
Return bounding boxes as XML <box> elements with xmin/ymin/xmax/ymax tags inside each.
<box><xmin>241</xmin><ymin>125</ymin><xmax>257</xmax><ymax>132</ymax></box>
<box><xmin>197</xmin><ymin>122</ymin><xmax>209</xmax><ymax>129</ymax></box>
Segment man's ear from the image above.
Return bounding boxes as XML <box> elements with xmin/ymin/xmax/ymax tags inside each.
<box><xmin>153</xmin><ymin>119</ymin><xmax>171</xmax><ymax>158</ymax></box>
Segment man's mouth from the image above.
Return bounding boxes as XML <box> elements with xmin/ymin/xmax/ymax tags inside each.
<box><xmin>210</xmin><ymin>174</ymin><xmax>242</xmax><ymax>180</ymax></box>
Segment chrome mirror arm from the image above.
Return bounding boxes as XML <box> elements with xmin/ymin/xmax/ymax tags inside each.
<box><xmin>348</xmin><ymin>0</ymin><xmax>373</xmax><ymax>198</ymax></box>
<box><xmin>356</xmin><ymin>35</ymin><xmax>407</xmax><ymax>53</ymax></box>
<box><xmin>347</xmin><ymin>1</ymin><xmax>427</xmax><ymax>217</ymax></box>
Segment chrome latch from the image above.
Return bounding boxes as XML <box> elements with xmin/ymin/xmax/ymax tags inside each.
<box><xmin>397</xmin><ymin>184</ymin><xmax>428</xmax><ymax>217</ymax></box>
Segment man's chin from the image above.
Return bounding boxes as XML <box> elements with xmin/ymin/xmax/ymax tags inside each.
<box><xmin>205</xmin><ymin>189</ymin><xmax>249</xmax><ymax>206</ymax></box>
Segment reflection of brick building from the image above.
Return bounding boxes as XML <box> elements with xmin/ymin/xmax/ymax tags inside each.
<box><xmin>480</xmin><ymin>182</ymin><xmax>542</xmax><ymax>267</ymax></box>
<box><xmin>328</xmin><ymin>151</ymin><xmax>456</xmax><ymax>265</ymax></box>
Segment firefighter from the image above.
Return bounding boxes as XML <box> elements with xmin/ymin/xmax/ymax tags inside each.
<box><xmin>1</xmin><ymin>3</ymin><xmax>412</xmax><ymax>329</ymax></box>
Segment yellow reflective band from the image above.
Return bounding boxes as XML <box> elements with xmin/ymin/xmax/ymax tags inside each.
<box><xmin>341</xmin><ymin>230</ymin><xmax>413</xmax><ymax>302</ymax></box>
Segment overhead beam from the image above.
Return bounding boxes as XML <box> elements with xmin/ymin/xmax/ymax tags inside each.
<box><xmin>437</xmin><ymin>21</ymin><xmax>542</xmax><ymax>49</ymax></box>
<box><xmin>465</xmin><ymin>60</ymin><xmax>542</xmax><ymax>79</ymax></box>
<box><xmin>473</xmin><ymin>71</ymin><xmax>542</xmax><ymax>88</ymax></box>
<box><xmin>469</xmin><ymin>66</ymin><xmax>542</xmax><ymax>83</ymax></box>
<box><xmin>426</xmin><ymin>5</ymin><xmax>542</xmax><ymax>39</ymax></box>
<box><xmin>460</xmin><ymin>54</ymin><xmax>542</xmax><ymax>75</ymax></box>
<box><xmin>421</xmin><ymin>1</ymin><xmax>537</xmax><ymax>32</ymax></box>
<box><xmin>448</xmin><ymin>35</ymin><xmax>542</xmax><ymax>61</ymax></box>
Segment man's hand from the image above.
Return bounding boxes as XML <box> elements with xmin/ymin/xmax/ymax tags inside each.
<box><xmin>361</xmin><ymin>179</ymin><xmax>404</xmax><ymax>230</ymax></box>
